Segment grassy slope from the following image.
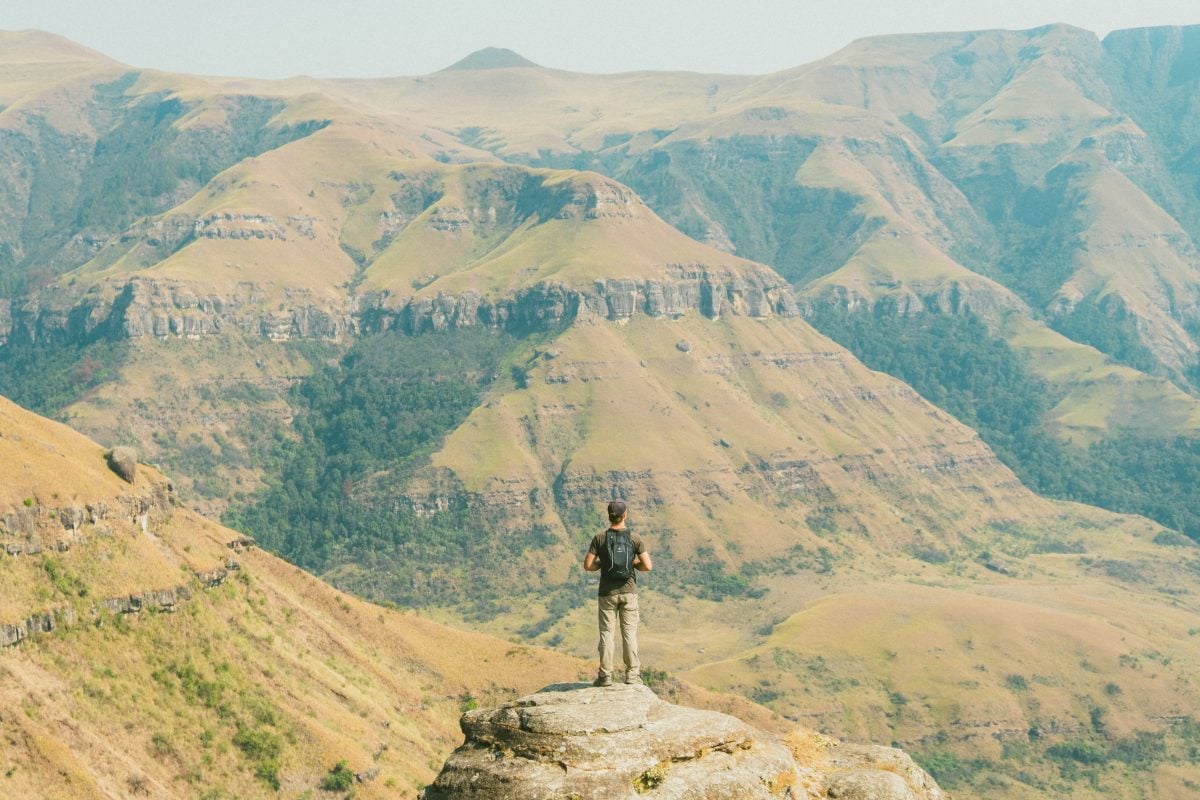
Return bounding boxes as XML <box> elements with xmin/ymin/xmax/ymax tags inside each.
<box><xmin>0</xmin><ymin>393</ymin><xmax>590</xmax><ymax>798</ymax></box>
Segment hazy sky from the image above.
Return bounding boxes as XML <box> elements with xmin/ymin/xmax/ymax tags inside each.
<box><xmin>2</xmin><ymin>0</ymin><xmax>1197</xmax><ymax>78</ymax></box>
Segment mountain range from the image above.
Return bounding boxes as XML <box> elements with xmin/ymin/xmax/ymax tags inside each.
<box><xmin>3</xmin><ymin>24</ymin><xmax>1200</xmax><ymax>798</ymax></box>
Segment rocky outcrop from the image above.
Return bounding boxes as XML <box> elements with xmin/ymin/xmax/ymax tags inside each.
<box><xmin>8</xmin><ymin>277</ymin><xmax>357</xmax><ymax>345</ymax></box>
<box><xmin>422</xmin><ymin>683</ymin><xmax>943</xmax><ymax>800</ymax></box>
<box><xmin>0</xmin><ymin>582</ymin><xmax>204</xmax><ymax>649</ymax></box>
<box><xmin>363</xmin><ymin>268</ymin><xmax>799</xmax><ymax>335</ymax></box>
<box><xmin>8</xmin><ymin>264</ymin><xmax>793</xmax><ymax>345</ymax></box>
<box><xmin>797</xmin><ymin>276</ymin><xmax>1026</xmax><ymax>324</ymax></box>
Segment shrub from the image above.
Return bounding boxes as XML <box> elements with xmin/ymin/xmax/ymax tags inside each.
<box><xmin>320</xmin><ymin>760</ymin><xmax>355</xmax><ymax>791</ymax></box>
<box><xmin>233</xmin><ymin>726</ymin><xmax>282</xmax><ymax>790</ymax></box>
<box><xmin>1005</xmin><ymin>674</ymin><xmax>1029</xmax><ymax>692</ymax></box>
<box><xmin>1046</xmin><ymin>740</ymin><xmax>1106</xmax><ymax>765</ymax></box>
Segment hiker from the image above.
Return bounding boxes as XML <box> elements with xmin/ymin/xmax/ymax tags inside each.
<box><xmin>583</xmin><ymin>499</ymin><xmax>652</xmax><ymax>686</ymax></box>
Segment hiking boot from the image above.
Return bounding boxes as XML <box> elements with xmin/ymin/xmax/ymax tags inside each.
<box><xmin>592</xmin><ymin>675</ymin><xmax>613</xmax><ymax>687</ymax></box>
<box><xmin>625</xmin><ymin>674</ymin><xmax>643</xmax><ymax>685</ymax></box>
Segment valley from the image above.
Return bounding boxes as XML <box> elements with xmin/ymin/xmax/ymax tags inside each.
<box><xmin>3</xmin><ymin>23</ymin><xmax>1200</xmax><ymax>799</ymax></box>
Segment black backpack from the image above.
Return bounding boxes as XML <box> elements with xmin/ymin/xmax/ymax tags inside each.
<box><xmin>601</xmin><ymin>528</ymin><xmax>635</xmax><ymax>583</ymax></box>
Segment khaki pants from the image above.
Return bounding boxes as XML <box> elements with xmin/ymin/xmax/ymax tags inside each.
<box><xmin>597</xmin><ymin>592</ymin><xmax>640</xmax><ymax>679</ymax></box>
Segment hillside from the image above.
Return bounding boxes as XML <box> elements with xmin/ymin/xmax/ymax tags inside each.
<box><xmin>0</xmin><ymin>393</ymin><xmax>588</xmax><ymax>798</ymax></box>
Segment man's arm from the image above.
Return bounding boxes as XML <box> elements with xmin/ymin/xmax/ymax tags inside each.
<box><xmin>583</xmin><ymin>551</ymin><xmax>601</xmax><ymax>571</ymax></box>
<box><xmin>633</xmin><ymin>551</ymin><xmax>652</xmax><ymax>571</ymax></box>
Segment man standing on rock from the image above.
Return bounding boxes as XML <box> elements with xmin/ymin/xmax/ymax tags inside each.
<box><xmin>583</xmin><ymin>499</ymin><xmax>652</xmax><ymax>686</ymax></box>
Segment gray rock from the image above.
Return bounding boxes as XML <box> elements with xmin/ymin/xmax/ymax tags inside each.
<box><xmin>824</xmin><ymin>745</ymin><xmax>945</xmax><ymax>800</ymax></box>
<box><xmin>107</xmin><ymin>447</ymin><xmax>138</xmax><ymax>483</ymax></box>
<box><xmin>149</xmin><ymin>589</ymin><xmax>177</xmax><ymax>612</ymax></box>
<box><xmin>423</xmin><ymin>683</ymin><xmax>796</xmax><ymax>800</ymax></box>
<box><xmin>676</xmin><ymin>340</ymin><xmax>692</xmax><ymax>353</ymax></box>
<box><xmin>226</xmin><ymin>536</ymin><xmax>256</xmax><ymax>552</ymax></box>
<box><xmin>60</xmin><ymin>506</ymin><xmax>84</xmax><ymax>530</ymax></box>
<box><xmin>828</xmin><ymin>770</ymin><xmax>917</xmax><ymax>800</ymax></box>
<box><xmin>197</xmin><ymin>568</ymin><xmax>228</xmax><ymax>587</ymax></box>
<box><xmin>0</xmin><ymin>623</ymin><xmax>26</xmax><ymax>647</ymax></box>
<box><xmin>983</xmin><ymin>558</ymin><xmax>1014</xmax><ymax>576</ymax></box>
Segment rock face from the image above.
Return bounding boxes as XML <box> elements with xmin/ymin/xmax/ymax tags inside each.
<box><xmin>422</xmin><ymin>683</ymin><xmax>943</xmax><ymax>800</ymax></box>
<box><xmin>106</xmin><ymin>446</ymin><xmax>138</xmax><ymax>483</ymax></box>
<box><xmin>362</xmin><ymin>269</ymin><xmax>799</xmax><ymax>336</ymax></box>
<box><xmin>9</xmin><ymin>278</ymin><xmax>356</xmax><ymax>345</ymax></box>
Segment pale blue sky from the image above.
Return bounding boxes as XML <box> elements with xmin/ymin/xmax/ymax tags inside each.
<box><xmin>1</xmin><ymin>0</ymin><xmax>1197</xmax><ymax>78</ymax></box>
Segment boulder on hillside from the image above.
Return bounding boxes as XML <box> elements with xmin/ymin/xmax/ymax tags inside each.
<box><xmin>106</xmin><ymin>447</ymin><xmax>137</xmax><ymax>483</ymax></box>
<box><xmin>422</xmin><ymin>683</ymin><xmax>944</xmax><ymax>800</ymax></box>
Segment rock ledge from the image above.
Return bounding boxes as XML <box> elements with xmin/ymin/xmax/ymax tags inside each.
<box><xmin>422</xmin><ymin>683</ymin><xmax>943</xmax><ymax>800</ymax></box>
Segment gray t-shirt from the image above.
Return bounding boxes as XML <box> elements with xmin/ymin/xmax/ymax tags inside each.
<box><xmin>588</xmin><ymin>528</ymin><xmax>646</xmax><ymax>596</ymax></box>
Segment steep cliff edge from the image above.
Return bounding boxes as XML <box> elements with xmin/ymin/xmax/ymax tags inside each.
<box><xmin>423</xmin><ymin>683</ymin><xmax>944</xmax><ymax>800</ymax></box>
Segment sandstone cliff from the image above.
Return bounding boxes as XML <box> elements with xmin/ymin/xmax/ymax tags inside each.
<box><xmin>423</xmin><ymin>683</ymin><xmax>944</xmax><ymax>800</ymax></box>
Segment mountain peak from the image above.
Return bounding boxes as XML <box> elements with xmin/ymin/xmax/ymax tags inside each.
<box><xmin>441</xmin><ymin>47</ymin><xmax>538</xmax><ymax>71</ymax></box>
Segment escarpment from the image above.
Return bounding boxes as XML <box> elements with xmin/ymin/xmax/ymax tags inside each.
<box><xmin>3</xmin><ymin>265</ymin><xmax>799</xmax><ymax>345</ymax></box>
<box><xmin>362</xmin><ymin>268</ymin><xmax>799</xmax><ymax>334</ymax></box>
<box><xmin>422</xmin><ymin>683</ymin><xmax>944</xmax><ymax>800</ymax></box>
<box><xmin>6</xmin><ymin>277</ymin><xmax>359</xmax><ymax>344</ymax></box>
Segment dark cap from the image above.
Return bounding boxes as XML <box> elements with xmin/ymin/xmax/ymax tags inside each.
<box><xmin>607</xmin><ymin>499</ymin><xmax>627</xmax><ymax>524</ymax></box>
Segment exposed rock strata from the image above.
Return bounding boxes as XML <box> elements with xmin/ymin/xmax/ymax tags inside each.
<box><xmin>362</xmin><ymin>269</ymin><xmax>799</xmax><ymax>335</ymax></box>
<box><xmin>423</xmin><ymin>683</ymin><xmax>943</xmax><ymax>800</ymax></box>
<box><xmin>7</xmin><ymin>278</ymin><xmax>357</xmax><ymax>344</ymax></box>
<box><xmin>798</xmin><ymin>277</ymin><xmax>1026</xmax><ymax>323</ymax></box>
<box><xmin>5</xmin><ymin>266</ymin><xmax>797</xmax><ymax>345</ymax></box>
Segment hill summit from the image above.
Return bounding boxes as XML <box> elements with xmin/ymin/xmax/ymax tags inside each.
<box><xmin>441</xmin><ymin>46</ymin><xmax>539</xmax><ymax>71</ymax></box>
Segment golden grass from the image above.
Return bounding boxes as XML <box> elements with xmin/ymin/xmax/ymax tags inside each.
<box><xmin>0</xmin><ymin>395</ymin><xmax>593</xmax><ymax>799</ymax></box>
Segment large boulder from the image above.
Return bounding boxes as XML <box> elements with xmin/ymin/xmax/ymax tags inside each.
<box><xmin>106</xmin><ymin>447</ymin><xmax>137</xmax><ymax>483</ymax></box>
<box><xmin>422</xmin><ymin>683</ymin><xmax>944</xmax><ymax>800</ymax></box>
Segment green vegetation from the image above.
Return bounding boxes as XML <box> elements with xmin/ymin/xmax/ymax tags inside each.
<box><xmin>809</xmin><ymin>309</ymin><xmax>1200</xmax><ymax>540</ymax></box>
<box><xmin>633</xmin><ymin>762</ymin><xmax>669</xmax><ymax>793</ymax></box>
<box><xmin>1050</xmin><ymin>300</ymin><xmax>1158</xmax><ymax>374</ymax></box>
<box><xmin>43</xmin><ymin>557</ymin><xmax>88</xmax><ymax>598</ymax></box>
<box><xmin>232</xmin><ymin>726</ymin><xmax>283</xmax><ymax>790</ymax></box>
<box><xmin>150</xmin><ymin>658</ymin><xmax>287</xmax><ymax>790</ymax></box>
<box><xmin>611</xmin><ymin>139</ymin><xmax>876</xmax><ymax>286</ymax></box>
<box><xmin>224</xmin><ymin>328</ymin><xmax>532</xmax><ymax>606</ymax></box>
<box><xmin>0</xmin><ymin>340</ymin><xmax>128</xmax><ymax>415</ymax></box>
<box><xmin>915</xmin><ymin>718</ymin><xmax>1200</xmax><ymax>794</ymax></box>
<box><xmin>913</xmin><ymin>749</ymin><xmax>992</xmax><ymax>789</ymax></box>
<box><xmin>320</xmin><ymin>760</ymin><xmax>355</xmax><ymax>791</ymax></box>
